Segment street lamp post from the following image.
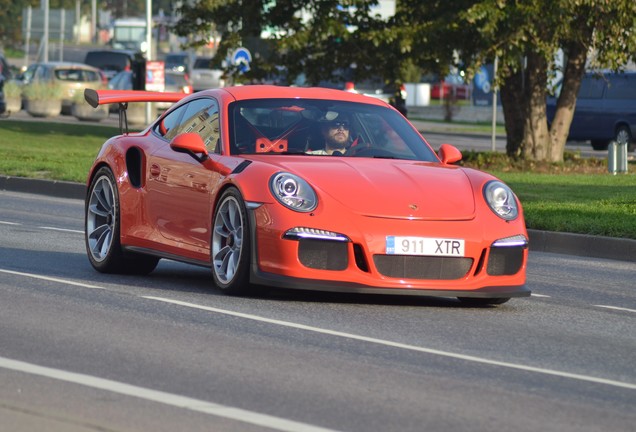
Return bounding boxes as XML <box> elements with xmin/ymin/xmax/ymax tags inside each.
<box><xmin>43</xmin><ymin>0</ymin><xmax>49</xmax><ymax>62</ymax></box>
<box><xmin>145</xmin><ymin>0</ymin><xmax>153</xmax><ymax>123</ymax></box>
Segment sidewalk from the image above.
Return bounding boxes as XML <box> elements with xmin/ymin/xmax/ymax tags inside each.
<box><xmin>1</xmin><ymin>175</ymin><xmax>634</xmax><ymax>263</ymax></box>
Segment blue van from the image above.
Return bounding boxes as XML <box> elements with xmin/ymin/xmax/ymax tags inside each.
<box><xmin>547</xmin><ymin>72</ymin><xmax>636</xmax><ymax>151</ymax></box>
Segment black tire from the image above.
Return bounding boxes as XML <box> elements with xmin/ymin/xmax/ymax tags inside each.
<box><xmin>615</xmin><ymin>125</ymin><xmax>635</xmax><ymax>152</ymax></box>
<box><xmin>85</xmin><ymin>167</ymin><xmax>159</xmax><ymax>275</ymax></box>
<box><xmin>457</xmin><ymin>297</ymin><xmax>511</xmax><ymax>306</ymax></box>
<box><xmin>590</xmin><ymin>140</ymin><xmax>609</xmax><ymax>151</ymax></box>
<box><xmin>211</xmin><ymin>188</ymin><xmax>253</xmax><ymax>295</ymax></box>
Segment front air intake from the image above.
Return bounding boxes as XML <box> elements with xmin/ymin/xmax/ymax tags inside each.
<box><xmin>487</xmin><ymin>247</ymin><xmax>524</xmax><ymax>275</ymax></box>
<box><xmin>373</xmin><ymin>255</ymin><xmax>473</xmax><ymax>280</ymax></box>
<box><xmin>298</xmin><ymin>239</ymin><xmax>348</xmax><ymax>270</ymax></box>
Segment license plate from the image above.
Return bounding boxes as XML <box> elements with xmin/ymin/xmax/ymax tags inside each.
<box><xmin>386</xmin><ymin>236</ymin><xmax>465</xmax><ymax>257</ymax></box>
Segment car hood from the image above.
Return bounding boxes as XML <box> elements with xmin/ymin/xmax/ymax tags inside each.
<box><xmin>254</xmin><ymin>157</ymin><xmax>476</xmax><ymax>220</ymax></box>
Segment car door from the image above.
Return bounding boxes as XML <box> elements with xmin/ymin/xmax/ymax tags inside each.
<box><xmin>146</xmin><ymin>98</ymin><xmax>223</xmax><ymax>257</ymax></box>
<box><xmin>570</xmin><ymin>75</ymin><xmax>605</xmax><ymax>141</ymax></box>
<box><xmin>601</xmin><ymin>74</ymin><xmax>636</xmax><ymax>141</ymax></box>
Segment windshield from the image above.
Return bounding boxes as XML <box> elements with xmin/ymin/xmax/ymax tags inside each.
<box><xmin>85</xmin><ymin>52</ymin><xmax>131</xmax><ymax>71</ymax></box>
<box><xmin>54</xmin><ymin>68</ymin><xmax>101</xmax><ymax>82</ymax></box>
<box><xmin>228</xmin><ymin>99</ymin><xmax>436</xmax><ymax>161</ymax></box>
<box><xmin>194</xmin><ymin>58</ymin><xmax>212</xmax><ymax>69</ymax></box>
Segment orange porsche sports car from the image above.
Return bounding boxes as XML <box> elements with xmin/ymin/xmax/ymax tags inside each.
<box><xmin>84</xmin><ymin>85</ymin><xmax>529</xmax><ymax>305</ymax></box>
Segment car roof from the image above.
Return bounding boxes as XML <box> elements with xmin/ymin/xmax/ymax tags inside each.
<box><xmin>214</xmin><ymin>85</ymin><xmax>390</xmax><ymax>106</ymax></box>
<box><xmin>34</xmin><ymin>61</ymin><xmax>101</xmax><ymax>70</ymax></box>
<box><xmin>86</xmin><ymin>49</ymin><xmax>136</xmax><ymax>56</ymax></box>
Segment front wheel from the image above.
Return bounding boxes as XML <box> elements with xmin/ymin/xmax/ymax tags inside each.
<box><xmin>615</xmin><ymin>125</ymin><xmax>635</xmax><ymax>152</ymax></box>
<box><xmin>85</xmin><ymin>167</ymin><xmax>159</xmax><ymax>275</ymax></box>
<box><xmin>211</xmin><ymin>188</ymin><xmax>253</xmax><ymax>295</ymax></box>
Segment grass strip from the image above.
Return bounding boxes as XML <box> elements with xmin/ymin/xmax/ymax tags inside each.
<box><xmin>495</xmin><ymin>172</ymin><xmax>636</xmax><ymax>239</ymax></box>
<box><xmin>0</xmin><ymin>120</ymin><xmax>118</xmax><ymax>182</ymax></box>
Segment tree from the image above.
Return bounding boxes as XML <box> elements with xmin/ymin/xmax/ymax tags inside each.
<box><xmin>172</xmin><ymin>0</ymin><xmax>391</xmax><ymax>84</ymax></box>
<box><xmin>461</xmin><ymin>0</ymin><xmax>636</xmax><ymax>162</ymax></box>
<box><xmin>172</xmin><ymin>0</ymin><xmax>636</xmax><ymax>163</ymax></box>
<box><xmin>0</xmin><ymin>0</ymin><xmax>115</xmax><ymax>50</ymax></box>
<box><xmin>0</xmin><ymin>0</ymin><xmax>38</xmax><ymax>49</ymax></box>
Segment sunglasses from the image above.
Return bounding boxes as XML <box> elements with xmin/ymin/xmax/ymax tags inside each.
<box><xmin>328</xmin><ymin>121</ymin><xmax>350</xmax><ymax>130</ymax></box>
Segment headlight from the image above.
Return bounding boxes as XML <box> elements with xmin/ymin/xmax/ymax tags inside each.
<box><xmin>269</xmin><ymin>172</ymin><xmax>317</xmax><ymax>212</ymax></box>
<box><xmin>483</xmin><ymin>180</ymin><xmax>519</xmax><ymax>220</ymax></box>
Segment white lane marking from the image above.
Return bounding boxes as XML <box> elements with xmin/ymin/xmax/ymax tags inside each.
<box><xmin>0</xmin><ymin>269</ymin><xmax>104</xmax><ymax>290</ymax></box>
<box><xmin>0</xmin><ymin>221</ymin><xmax>81</xmax><ymax>233</ymax></box>
<box><xmin>144</xmin><ymin>296</ymin><xmax>636</xmax><ymax>391</ymax></box>
<box><xmin>0</xmin><ymin>356</ymin><xmax>339</xmax><ymax>432</ymax></box>
<box><xmin>595</xmin><ymin>305</ymin><xmax>636</xmax><ymax>313</ymax></box>
<box><xmin>39</xmin><ymin>226</ymin><xmax>83</xmax><ymax>234</ymax></box>
<box><xmin>531</xmin><ymin>293</ymin><xmax>551</xmax><ymax>298</ymax></box>
<box><xmin>3</xmin><ymin>268</ymin><xmax>635</xmax><ymax>391</ymax></box>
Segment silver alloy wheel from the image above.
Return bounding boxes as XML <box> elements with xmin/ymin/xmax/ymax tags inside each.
<box><xmin>616</xmin><ymin>126</ymin><xmax>631</xmax><ymax>145</ymax></box>
<box><xmin>212</xmin><ymin>195</ymin><xmax>244</xmax><ymax>284</ymax></box>
<box><xmin>86</xmin><ymin>175</ymin><xmax>116</xmax><ymax>263</ymax></box>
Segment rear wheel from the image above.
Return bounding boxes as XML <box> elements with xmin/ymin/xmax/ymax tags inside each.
<box><xmin>85</xmin><ymin>167</ymin><xmax>159</xmax><ymax>275</ymax></box>
<box><xmin>211</xmin><ymin>188</ymin><xmax>253</xmax><ymax>295</ymax></box>
<box><xmin>591</xmin><ymin>140</ymin><xmax>609</xmax><ymax>151</ymax></box>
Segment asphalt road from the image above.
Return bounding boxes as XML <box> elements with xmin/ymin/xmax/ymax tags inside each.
<box><xmin>1</xmin><ymin>190</ymin><xmax>635</xmax><ymax>432</ymax></box>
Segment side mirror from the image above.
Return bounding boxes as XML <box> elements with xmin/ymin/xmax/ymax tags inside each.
<box><xmin>438</xmin><ymin>143</ymin><xmax>462</xmax><ymax>164</ymax></box>
<box><xmin>170</xmin><ymin>132</ymin><xmax>209</xmax><ymax>163</ymax></box>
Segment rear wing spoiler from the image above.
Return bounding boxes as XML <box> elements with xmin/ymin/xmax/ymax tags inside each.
<box><xmin>84</xmin><ymin>89</ymin><xmax>187</xmax><ymax>134</ymax></box>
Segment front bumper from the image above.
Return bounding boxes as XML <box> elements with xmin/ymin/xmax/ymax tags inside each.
<box><xmin>247</xmin><ymin>205</ymin><xmax>529</xmax><ymax>298</ymax></box>
<box><xmin>251</xmin><ymin>269</ymin><xmax>530</xmax><ymax>298</ymax></box>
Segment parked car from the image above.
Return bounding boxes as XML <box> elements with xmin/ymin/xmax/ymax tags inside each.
<box><xmin>191</xmin><ymin>57</ymin><xmax>224</xmax><ymax>91</ymax></box>
<box><xmin>547</xmin><ymin>72</ymin><xmax>636</xmax><ymax>151</ymax></box>
<box><xmin>341</xmin><ymin>79</ymin><xmax>407</xmax><ymax>117</ymax></box>
<box><xmin>297</xmin><ymin>70</ymin><xmax>408</xmax><ymax>116</ymax></box>
<box><xmin>84</xmin><ymin>49</ymin><xmax>136</xmax><ymax>80</ymax></box>
<box><xmin>0</xmin><ymin>52</ymin><xmax>14</xmax><ymax>115</ymax></box>
<box><xmin>164</xmin><ymin>52</ymin><xmax>193</xmax><ymax>75</ymax></box>
<box><xmin>82</xmin><ymin>85</ymin><xmax>529</xmax><ymax>305</ymax></box>
<box><xmin>0</xmin><ymin>83</ymin><xmax>5</xmax><ymax>116</ymax></box>
<box><xmin>108</xmin><ymin>70</ymin><xmax>193</xmax><ymax>110</ymax></box>
<box><xmin>430</xmin><ymin>73</ymin><xmax>471</xmax><ymax>100</ymax></box>
<box><xmin>16</xmin><ymin>61</ymin><xmax>106</xmax><ymax>114</ymax></box>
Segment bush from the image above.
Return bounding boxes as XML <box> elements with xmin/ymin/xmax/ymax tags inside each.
<box><xmin>3</xmin><ymin>80</ymin><xmax>22</xmax><ymax>98</ymax></box>
<box><xmin>71</xmin><ymin>89</ymin><xmax>89</xmax><ymax>104</ymax></box>
<box><xmin>22</xmin><ymin>82</ymin><xmax>63</xmax><ymax>101</ymax></box>
<box><xmin>459</xmin><ymin>150</ymin><xmax>609</xmax><ymax>174</ymax></box>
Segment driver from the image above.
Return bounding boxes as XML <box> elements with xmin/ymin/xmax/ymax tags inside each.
<box><xmin>306</xmin><ymin>112</ymin><xmax>351</xmax><ymax>155</ymax></box>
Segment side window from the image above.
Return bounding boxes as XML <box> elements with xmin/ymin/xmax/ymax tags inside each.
<box><xmin>605</xmin><ymin>75</ymin><xmax>636</xmax><ymax>100</ymax></box>
<box><xmin>176</xmin><ymin>98</ymin><xmax>221</xmax><ymax>153</ymax></box>
<box><xmin>156</xmin><ymin>104</ymin><xmax>187</xmax><ymax>140</ymax></box>
<box><xmin>578</xmin><ymin>76</ymin><xmax>605</xmax><ymax>99</ymax></box>
<box><xmin>33</xmin><ymin>65</ymin><xmax>47</xmax><ymax>81</ymax></box>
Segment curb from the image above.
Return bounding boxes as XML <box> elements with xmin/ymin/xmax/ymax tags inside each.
<box><xmin>527</xmin><ymin>230</ymin><xmax>636</xmax><ymax>263</ymax></box>
<box><xmin>2</xmin><ymin>175</ymin><xmax>635</xmax><ymax>263</ymax></box>
<box><xmin>0</xmin><ymin>175</ymin><xmax>86</xmax><ymax>200</ymax></box>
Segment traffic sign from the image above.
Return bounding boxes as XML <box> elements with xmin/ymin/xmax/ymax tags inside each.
<box><xmin>145</xmin><ymin>61</ymin><xmax>165</xmax><ymax>92</ymax></box>
<box><xmin>232</xmin><ymin>47</ymin><xmax>252</xmax><ymax>73</ymax></box>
